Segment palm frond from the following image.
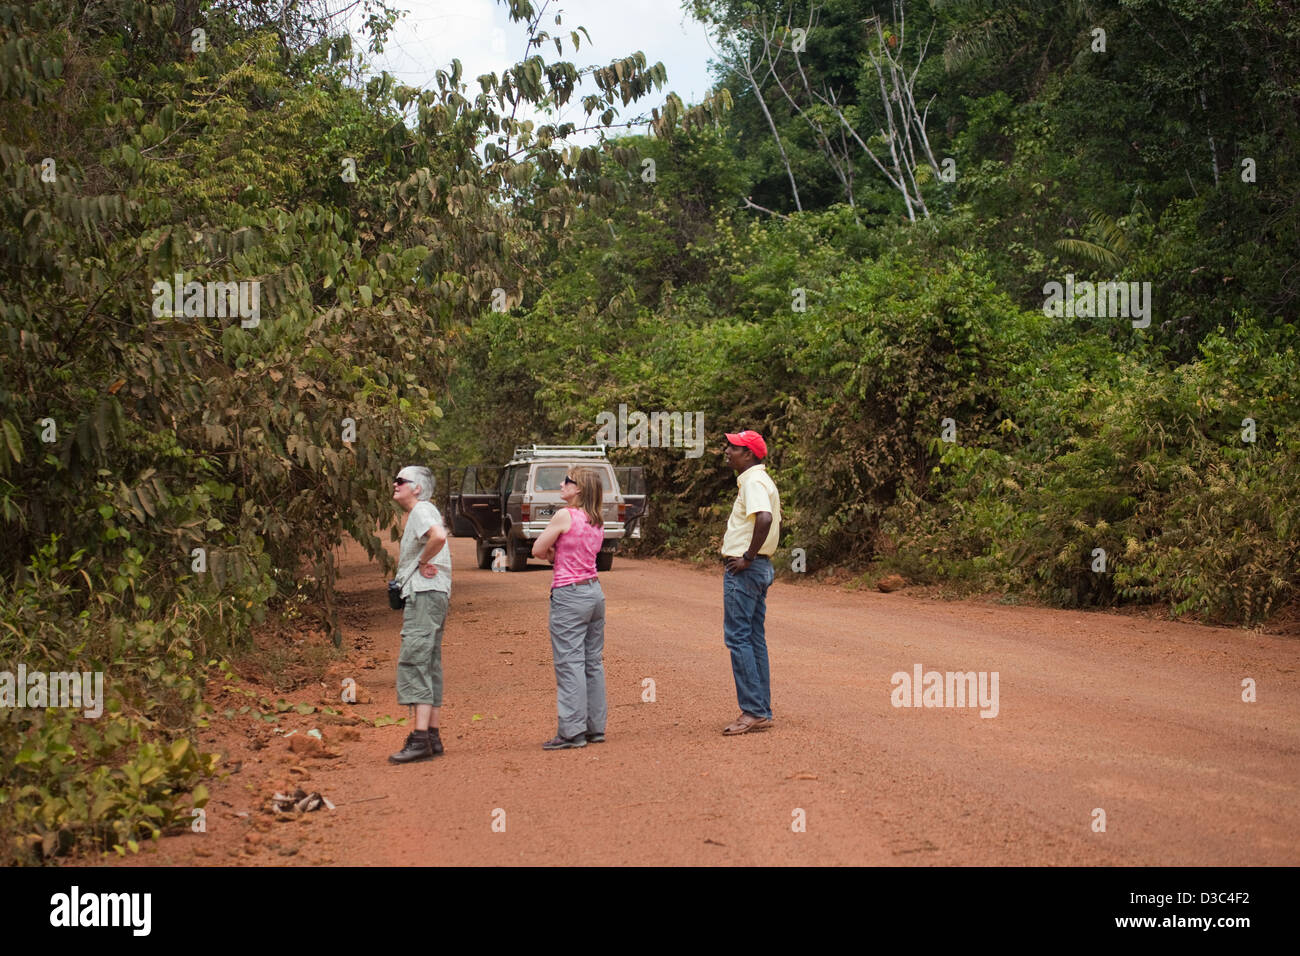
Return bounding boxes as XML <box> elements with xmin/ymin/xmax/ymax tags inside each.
<box><xmin>1053</xmin><ymin>238</ymin><xmax>1124</xmax><ymax>269</ymax></box>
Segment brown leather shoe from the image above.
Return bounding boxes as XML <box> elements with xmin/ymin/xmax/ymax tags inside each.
<box><xmin>722</xmin><ymin>713</ymin><xmax>773</xmax><ymax>735</ymax></box>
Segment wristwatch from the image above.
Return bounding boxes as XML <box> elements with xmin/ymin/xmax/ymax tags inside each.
<box><xmin>742</xmin><ymin>550</ymin><xmax>756</xmax><ymax>562</ymax></box>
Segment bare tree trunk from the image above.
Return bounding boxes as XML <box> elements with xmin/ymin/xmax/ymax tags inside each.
<box><xmin>742</xmin><ymin>196</ymin><xmax>792</xmax><ymax>220</ymax></box>
<box><xmin>750</xmin><ymin>0</ymin><xmax>936</xmax><ymax>220</ymax></box>
<box><xmin>762</xmin><ymin>8</ymin><xmax>857</xmax><ymax>213</ymax></box>
<box><xmin>739</xmin><ymin>48</ymin><xmax>803</xmax><ymax>212</ymax></box>
<box><xmin>718</xmin><ymin>0</ymin><xmax>936</xmax><ymax>220</ymax></box>
<box><xmin>1200</xmin><ymin>88</ymin><xmax>1220</xmax><ymax>187</ymax></box>
<box><xmin>170</xmin><ymin>0</ymin><xmax>201</xmax><ymax>35</ymax></box>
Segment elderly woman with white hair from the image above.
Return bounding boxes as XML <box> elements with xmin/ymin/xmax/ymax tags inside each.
<box><xmin>388</xmin><ymin>465</ymin><xmax>453</xmax><ymax>764</ymax></box>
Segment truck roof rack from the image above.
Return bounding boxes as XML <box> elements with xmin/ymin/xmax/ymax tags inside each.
<box><xmin>511</xmin><ymin>444</ymin><xmax>608</xmax><ymax>460</ymax></box>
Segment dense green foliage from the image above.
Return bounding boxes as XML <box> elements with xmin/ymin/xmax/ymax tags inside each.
<box><xmin>444</xmin><ymin>0</ymin><xmax>1299</xmax><ymax>621</ymax></box>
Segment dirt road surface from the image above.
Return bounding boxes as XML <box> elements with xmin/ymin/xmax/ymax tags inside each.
<box><xmin>105</xmin><ymin>538</ymin><xmax>1300</xmax><ymax>866</ymax></box>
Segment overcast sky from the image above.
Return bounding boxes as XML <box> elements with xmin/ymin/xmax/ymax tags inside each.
<box><xmin>347</xmin><ymin>0</ymin><xmax>723</xmax><ymax>145</ymax></box>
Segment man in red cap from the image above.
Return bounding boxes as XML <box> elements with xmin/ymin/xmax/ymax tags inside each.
<box><xmin>719</xmin><ymin>429</ymin><xmax>781</xmax><ymax>735</ymax></box>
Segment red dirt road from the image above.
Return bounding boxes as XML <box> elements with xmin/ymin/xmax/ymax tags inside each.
<box><xmin>107</xmin><ymin>537</ymin><xmax>1300</xmax><ymax>866</ymax></box>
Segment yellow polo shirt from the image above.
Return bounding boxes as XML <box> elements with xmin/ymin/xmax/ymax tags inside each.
<box><xmin>722</xmin><ymin>463</ymin><xmax>781</xmax><ymax>557</ymax></box>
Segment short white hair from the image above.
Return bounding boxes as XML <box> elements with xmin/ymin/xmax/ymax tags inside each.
<box><xmin>397</xmin><ymin>465</ymin><xmax>435</xmax><ymax>502</ymax></box>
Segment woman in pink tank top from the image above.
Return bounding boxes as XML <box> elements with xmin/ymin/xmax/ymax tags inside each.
<box><xmin>531</xmin><ymin>468</ymin><xmax>608</xmax><ymax>749</ymax></box>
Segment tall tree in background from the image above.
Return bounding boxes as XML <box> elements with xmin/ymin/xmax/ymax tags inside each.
<box><xmin>693</xmin><ymin>0</ymin><xmax>948</xmax><ymax>219</ymax></box>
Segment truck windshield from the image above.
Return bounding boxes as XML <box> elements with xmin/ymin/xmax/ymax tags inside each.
<box><xmin>534</xmin><ymin>466</ymin><xmax>612</xmax><ymax>492</ymax></box>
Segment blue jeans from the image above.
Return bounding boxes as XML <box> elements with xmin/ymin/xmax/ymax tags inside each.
<box><xmin>723</xmin><ymin>557</ymin><xmax>774</xmax><ymax>719</ymax></box>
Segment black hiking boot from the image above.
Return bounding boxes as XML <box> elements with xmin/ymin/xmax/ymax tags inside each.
<box><xmin>428</xmin><ymin>727</ymin><xmax>444</xmax><ymax>756</ymax></box>
<box><xmin>388</xmin><ymin>730</ymin><xmax>434</xmax><ymax>764</ymax></box>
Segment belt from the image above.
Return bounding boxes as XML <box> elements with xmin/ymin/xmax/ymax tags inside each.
<box><xmin>720</xmin><ymin>555</ymin><xmax>772</xmax><ymax>563</ymax></box>
<box><xmin>552</xmin><ymin>577</ymin><xmax>598</xmax><ymax>590</ymax></box>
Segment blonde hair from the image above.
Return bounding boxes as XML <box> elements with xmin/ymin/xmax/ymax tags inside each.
<box><xmin>571</xmin><ymin>467</ymin><xmax>604</xmax><ymax>529</ymax></box>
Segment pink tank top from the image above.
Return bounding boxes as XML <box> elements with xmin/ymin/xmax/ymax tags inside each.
<box><xmin>552</xmin><ymin>507</ymin><xmax>602</xmax><ymax>587</ymax></box>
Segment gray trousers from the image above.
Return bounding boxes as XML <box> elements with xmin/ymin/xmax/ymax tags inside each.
<box><xmin>549</xmin><ymin>579</ymin><xmax>607</xmax><ymax>738</ymax></box>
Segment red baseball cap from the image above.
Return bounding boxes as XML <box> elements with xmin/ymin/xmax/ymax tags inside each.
<box><xmin>725</xmin><ymin>429</ymin><xmax>768</xmax><ymax>459</ymax></box>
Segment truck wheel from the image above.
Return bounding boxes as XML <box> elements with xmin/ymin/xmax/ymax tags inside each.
<box><xmin>596</xmin><ymin>550</ymin><xmax>613</xmax><ymax>572</ymax></box>
<box><xmin>476</xmin><ymin>540</ymin><xmax>493</xmax><ymax>570</ymax></box>
<box><xmin>508</xmin><ymin>545</ymin><xmax>528</xmax><ymax>572</ymax></box>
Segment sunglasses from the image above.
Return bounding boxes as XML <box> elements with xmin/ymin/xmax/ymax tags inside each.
<box><xmin>562</xmin><ymin>475</ymin><xmax>577</xmax><ymax>486</ymax></box>
<box><xmin>393</xmin><ymin>477</ymin><xmax>413</xmax><ymax>486</ymax></box>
